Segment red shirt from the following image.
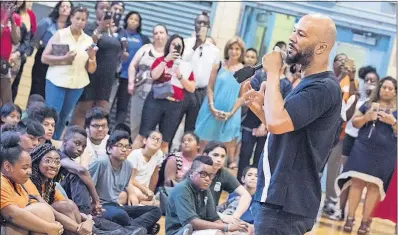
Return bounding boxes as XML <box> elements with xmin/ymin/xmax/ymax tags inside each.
<box><xmin>151</xmin><ymin>56</ymin><xmax>194</xmax><ymax>101</ymax></box>
<box><xmin>0</xmin><ymin>13</ymin><xmax>21</xmax><ymax>60</ymax></box>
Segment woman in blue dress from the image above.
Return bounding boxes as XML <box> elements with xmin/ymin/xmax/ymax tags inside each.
<box><xmin>336</xmin><ymin>76</ymin><xmax>397</xmax><ymax>234</ymax></box>
<box><xmin>195</xmin><ymin>37</ymin><xmax>245</xmax><ymax>169</ymax></box>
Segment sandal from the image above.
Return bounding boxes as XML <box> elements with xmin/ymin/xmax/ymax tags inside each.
<box><xmin>151</xmin><ymin>223</ymin><xmax>160</xmax><ymax>235</ymax></box>
<box><xmin>343</xmin><ymin>217</ymin><xmax>355</xmax><ymax>233</ymax></box>
<box><xmin>357</xmin><ymin>220</ymin><xmax>371</xmax><ymax>235</ymax></box>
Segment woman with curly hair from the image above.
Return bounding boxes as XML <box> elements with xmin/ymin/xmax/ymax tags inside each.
<box><xmin>30</xmin><ymin>143</ymin><xmax>94</xmax><ymax>235</ymax></box>
<box><xmin>0</xmin><ymin>131</ymin><xmax>64</xmax><ymax>235</ymax></box>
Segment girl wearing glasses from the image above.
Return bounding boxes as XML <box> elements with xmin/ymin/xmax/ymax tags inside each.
<box><xmin>127</xmin><ymin>130</ymin><xmax>163</xmax><ymax>206</ymax></box>
<box><xmin>30</xmin><ymin>144</ymin><xmax>95</xmax><ymax>235</ymax></box>
<box><xmin>0</xmin><ymin>132</ymin><xmax>64</xmax><ymax>235</ymax></box>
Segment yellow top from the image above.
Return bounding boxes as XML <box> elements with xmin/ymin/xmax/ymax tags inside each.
<box><xmin>46</xmin><ymin>27</ymin><xmax>93</xmax><ymax>89</ymax></box>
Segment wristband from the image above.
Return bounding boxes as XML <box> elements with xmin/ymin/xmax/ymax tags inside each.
<box><xmin>223</xmin><ymin>223</ymin><xmax>228</xmax><ymax>232</ymax></box>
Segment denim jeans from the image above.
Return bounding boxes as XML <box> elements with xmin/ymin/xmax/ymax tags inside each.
<box><xmin>253</xmin><ymin>202</ymin><xmax>315</xmax><ymax>235</ymax></box>
<box><xmin>102</xmin><ymin>203</ymin><xmax>161</xmax><ymax>231</ymax></box>
<box><xmin>45</xmin><ymin>80</ymin><xmax>83</xmax><ymax>139</ymax></box>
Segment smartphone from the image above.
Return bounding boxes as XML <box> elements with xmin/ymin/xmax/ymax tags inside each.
<box><xmin>104</xmin><ymin>11</ymin><xmax>112</xmax><ymax>20</ymax></box>
<box><xmin>371</xmin><ymin>102</ymin><xmax>380</xmax><ymax>113</ymax></box>
<box><xmin>174</xmin><ymin>44</ymin><xmax>182</xmax><ymax>54</ymax></box>
<box><xmin>113</xmin><ymin>13</ymin><xmax>122</xmax><ymax>28</ymax></box>
<box><xmin>345</xmin><ymin>59</ymin><xmax>355</xmax><ymax>71</ymax></box>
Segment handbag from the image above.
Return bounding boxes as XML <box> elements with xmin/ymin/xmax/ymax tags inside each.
<box><xmin>152</xmin><ymin>81</ymin><xmax>174</xmax><ymax>99</ymax></box>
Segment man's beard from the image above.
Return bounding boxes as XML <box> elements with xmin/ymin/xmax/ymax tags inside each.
<box><xmin>286</xmin><ymin>45</ymin><xmax>315</xmax><ymax>69</ymax></box>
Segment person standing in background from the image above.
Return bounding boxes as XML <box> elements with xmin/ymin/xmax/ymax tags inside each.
<box><xmin>127</xmin><ymin>24</ymin><xmax>168</xmax><ymax>140</ymax></box>
<box><xmin>30</xmin><ymin>0</ymin><xmax>73</xmax><ymax>99</ymax></box>
<box><xmin>170</xmin><ymin>12</ymin><xmax>220</xmax><ymax>150</ymax></box>
<box><xmin>11</xmin><ymin>0</ymin><xmax>37</xmax><ymax>102</ymax></box>
<box><xmin>0</xmin><ymin>1</ymin><xmax>21</xmax><ymax>106</ymax></box>
<box><xmin>71</xmin><ymin>0</ymin><xmax>126</xmax><ymax>127</ymax></box>
<box><xmin>114</xmin><ymin>11</ymin><xmax>149</xmax><ymax>125</ymax></box>
<box><xmin>42</xmin><ymin>6</ymin><xmax>97</xmax><ymax>140</ymax></box>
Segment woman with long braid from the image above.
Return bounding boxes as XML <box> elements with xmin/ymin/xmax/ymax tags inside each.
<box><xmin>30</xmin><ymin>143</ymin><xmax>95</xmax><ymax>235</ymax></box>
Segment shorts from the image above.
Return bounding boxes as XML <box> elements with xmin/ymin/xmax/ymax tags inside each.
<box><xmin>342</xmin><ymin>134</ymin><xmax>356</xmax><ymax>157</ymax></box>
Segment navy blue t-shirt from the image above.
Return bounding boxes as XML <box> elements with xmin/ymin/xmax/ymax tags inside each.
<box><xmin>254</xmin><ymin>71</ymin><xmax>342</xmax><ymax>219</ymax></box>
<box><xmin>242</xmin><ymin>70</ymin><xmax>293</xmax><ymax>129</ymax></box>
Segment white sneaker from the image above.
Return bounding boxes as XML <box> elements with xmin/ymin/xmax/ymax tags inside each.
<box><xmin>329</xmin><ymin>209</ymin><xmax>344</xmax><ymax>221</ymax></box>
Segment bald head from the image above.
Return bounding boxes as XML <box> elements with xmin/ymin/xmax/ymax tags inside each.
<box><xmin>286</xmin><ymin>14</ymin><xmax>336</xmax><ymax>70</ymax></box>
<box><xmin>301</xmin><ymin>14</ymin><xmax>336</xmax><ymax>51</ymax></box>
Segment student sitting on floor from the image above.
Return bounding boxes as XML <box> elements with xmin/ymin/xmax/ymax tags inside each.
<box><xmin>57</xmin><ymin>125</ymin><xmax>134</xmax><ymax>235</ymax></box>
<box><xmin>127</xmin><ymin>130</ymin><xmax>164</xmax><ymax>206</ymax></box>
<box><xmin>29</xmin><ymin>106</ymin><xmax>61</xmax><ymax>148</ymax></box>
<box><xmin>203</xmin><ymin>142</ymin><xmax>251</xmax><ymax>224</ymax></box>
<box><xmin>218</xmin><ymin>166</ymin><xmax>257</xmax><ymax>225</ymax></box>
<box><xmin>89</xmin><ymin>130</ymin><xmax>162</xmax><ymax>234</ymax></box>
<box><xmin>29</xmin><ymin>144</ymin><xmax>95</xmax><ymax>235</ymax></box>
<box><xmin>0</xmin><ymin>132</ymin><xmax>64</xmax><ymax>235</ymax></box>
<box><xmin>166</xmin><ymin>155</ymin><xmax>249</xmax><ymax>235</ymax></box>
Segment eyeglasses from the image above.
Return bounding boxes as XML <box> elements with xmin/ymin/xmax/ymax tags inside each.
<box><xmin>195</xmin><ymin>170</ymin><xmax>215</xmax><ymax>180</ymax></box>
<box><xmin>149</xmin><ymin>136</ymin><xmax>162</xmax><ymax>143</ymax></box>
<box><xmin>91</xmin><ymin>124</ymin><xmax>108</xmax><ymax>130</ymax></box>
<box><xmin>41</xmin><ymin>158</ymin><xmax>61</xmax><ymax>167</ymax></box>
<box><xmin>114</xmin><ymin>143</ymin><xmax>133</xmax><ymax>151</ymax></box>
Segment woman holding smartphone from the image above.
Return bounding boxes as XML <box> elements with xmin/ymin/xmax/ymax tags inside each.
<box><xmin>42</xmin><ymin>6</ymin><xmax>96</xmax><ymax>140</ymax></box>
<box><xmin>113</xmin><ymin>11</ymin><xmax>150</xmax><ymax>125</ymax></box>
<box><xmin>336</xmin><ymin>76</ymin><xmax>397</xmax><ymax>234</ymax></box>
<box><xmin>71</xmin><ymin>0</ymin><xmax>126</xmax><ymax>128</ymax></box>
<box><xmin>132</xmin><ymin>34</ymin><xmax>195</xmax><ymax>153</ymax></box>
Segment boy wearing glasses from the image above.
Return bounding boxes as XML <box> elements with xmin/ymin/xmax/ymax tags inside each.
<box><xmin>166</xmin><ymin>156</ymin><xmax>248</xmax><ymax>235</ymax></box>
<box><xmin>127</xmin><ymin>131</ymin><xmax>163</xmax><ymax>206</ymax></box>
<box><xmin>77</xmin><ymin>107</ymin><xmax>110</xmax><ymax>168</ymax></box>
<box><xmin>89</xmin><ymin>130</ymin><xmax>162</xmax><ymax>234</ymax></box>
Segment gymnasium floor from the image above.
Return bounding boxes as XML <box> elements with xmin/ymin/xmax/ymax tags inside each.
<box><xmin>15</xmin><ymin>53</ymin><xmax>396</xmax><ymax>235</ymax></box>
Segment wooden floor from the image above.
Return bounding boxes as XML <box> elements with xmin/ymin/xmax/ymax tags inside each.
<box><xmin>15</xmin><ymin>53</ymin><xmax>396</xmax><ymax>235</ymax></box>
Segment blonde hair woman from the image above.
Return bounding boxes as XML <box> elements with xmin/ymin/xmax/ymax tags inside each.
<box><xmin>195</xmin><ymin>36</ymin><xmax>245</xmax><ymax>169</ymax></box>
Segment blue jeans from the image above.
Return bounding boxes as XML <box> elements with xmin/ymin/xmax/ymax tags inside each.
<box><xmin>45</xmin><ymin>80</ymin><xmax>83</xmax><ymax>139</ymax></box>
<box><xmin>253</xmin><ymin>202</ymin><xmax>315</xmax><ymax>235</ymax></box>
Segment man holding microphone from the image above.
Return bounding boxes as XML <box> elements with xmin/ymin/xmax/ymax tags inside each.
<box><xmin>244</xmin><ymin>14</ymin><xmax>342</xmax><ymax>234</ymax></box>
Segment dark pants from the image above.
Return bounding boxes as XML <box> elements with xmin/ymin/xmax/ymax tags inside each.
<box><xmin>140</xmin><ymin>92</ymin><xmax>183</xmax><ymax>143</ymax></box>
<box><xmin>102</xmin><ymin>203</ymin><xmax>161</xmax><ymax>231</ymax></box>
<box><xmin>181</xmin><ymin>87</ymin><xmax>207</xmax><ymax>132</ymax></box>
<box><xmin>169</xmin><ymin>87</ymin><xmax>207</xmax><ymax>149</ymax></box>
<box><xmin>60</xmin><ymin>173</ymin><xmax>92</xmax><ymax>213</ymax></box>
<box><xmin>115</xmin><ymin>78</ymin><xmax>131</xmax><ymax>124</ymax></box>
<box><xmin>30</xmin><ymin>47</ymin><xmax>48</xmax><ymax>98</ymax></box>
<box><xmin>11</xmin><ymin>59</ymin><xmax>26</xmax><ymax>101</ymax></box>
<box><xmin>253</xmin><ymin>202</ymin><xmax>315</xmax><ymax>235</ymax></box>
<box><xmin>237</xmin><ymin>129</ymin><xmax>266</xmax><ymax>180</ymax></box>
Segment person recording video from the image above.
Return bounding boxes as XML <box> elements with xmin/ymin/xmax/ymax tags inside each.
<box><xmin>243</xmin><ymin>14</ymin><xmax>342</xmax><ymax>234</ymax></box>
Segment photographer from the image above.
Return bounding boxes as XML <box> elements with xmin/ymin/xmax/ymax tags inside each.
<box><xmin>0</xmin><ymin>1</ymin><xmax>21</xmax><ymax>106</ymax></box>
<box><xmin>132</xmin><ymin>34</ymin><xmax>195</xmax><ymax>153</ymax></box>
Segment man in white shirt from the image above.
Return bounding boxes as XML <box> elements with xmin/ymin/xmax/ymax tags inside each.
<box><xmin>76</xmin><ymin>107</ymin><xmax>110</xmax><ymax>168</ymax></box>
<box><xmin>180</xmin><ymin>12</ymin><xmax>221</xmax><ymax>132</ymax></box>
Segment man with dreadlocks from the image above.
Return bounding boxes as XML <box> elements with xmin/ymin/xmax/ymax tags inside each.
<box><xmin>29</xmin><ymin>143</ymin><xmax>95</xmax><ymax>235</ymax></box>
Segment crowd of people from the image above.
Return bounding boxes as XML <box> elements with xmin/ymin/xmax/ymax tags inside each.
<box><xmin>0</xmin><ymin>0</ymin><xmax>396</xmax><ymax>235</ymax></box>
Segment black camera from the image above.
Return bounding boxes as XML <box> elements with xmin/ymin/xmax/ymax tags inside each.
<box><xmin>174</xmin><ymin>44</ymin><xmax>182</xmax><ymax>54</ymax></box>
<box><xmin>113</xmin><ymin>13</ymin><xmax>122</xmax><ymax>28</ymax></box>
<box><xmin>104</xmin><ymin>11</ymin><xmax>112</xmax><ymax>20</ymax></box>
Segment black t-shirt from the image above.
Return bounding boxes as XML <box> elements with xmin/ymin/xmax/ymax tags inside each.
<box><xmin>254</xmin><ymin>71</ymin><xmax>342</xmax><ymax>219</ymax></box>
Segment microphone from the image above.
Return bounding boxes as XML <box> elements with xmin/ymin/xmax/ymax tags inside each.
<box><xmin>234</xmin><ymin>47</ymin><xmax>287</xmax><ymax>84</ymax></box>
